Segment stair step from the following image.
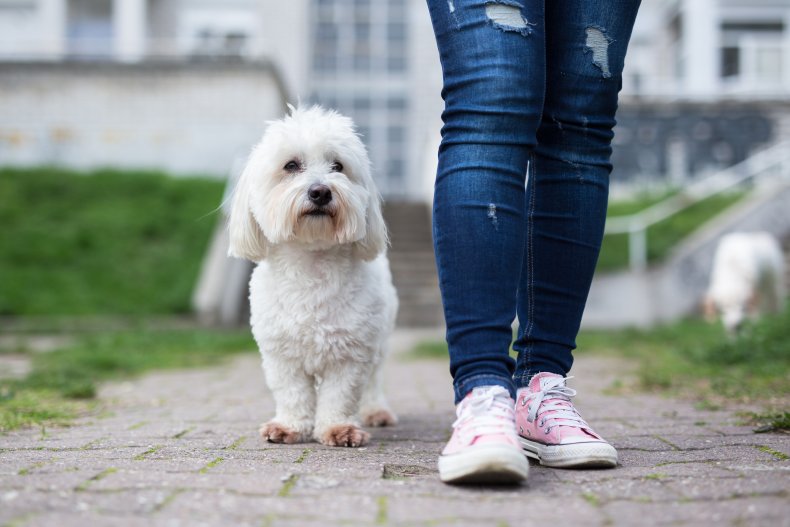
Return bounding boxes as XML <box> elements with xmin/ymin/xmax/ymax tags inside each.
<box><xmin>384</xmin><ymin>201</ymin><xmax>443</xmax><ymax>328</ymax></box>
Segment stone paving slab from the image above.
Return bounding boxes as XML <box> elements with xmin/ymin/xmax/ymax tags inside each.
<box><xmin>1</xmin><ymin>328</ymin><xmax>788</xmax><ymax>527</ymax></box>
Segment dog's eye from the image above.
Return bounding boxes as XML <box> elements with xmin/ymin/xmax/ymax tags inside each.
<box><xmin>284</xmin><ymin>160</ymin><xmax>300</xmax><ymax>172</ymax></box>
<box><xmin>330</xmin><ymin>161</ymin><xmax>344</xmax><ymax>172</ymax></box>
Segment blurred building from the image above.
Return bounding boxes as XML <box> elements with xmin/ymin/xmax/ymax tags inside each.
<box><xmin>608</xmin><ymin>0</ymin><xmax>790</xmax><ymax>186</ymax></box>
<box><xmin>0</xmin><ymin>0</ymin><xmax>266</xmax><ymax>62</ymax></box>
<box><xmin>1</xmin><ymin>0</ymin><xmax>790</xmax><ymax>188</ymax></box>
<box><xmin>625</xmin><ymin>0</ymin><xmax>790</xmax><ymax>98</ymax></box>
<box><xmin>0</xmin><ymin>0</ymin><xmax>289</xmax><ymax>175</ymax></box>
<box><xmin>0</xmin><ymin>0</ymin><xmax>441</xmax><ymax>201</ymax></box>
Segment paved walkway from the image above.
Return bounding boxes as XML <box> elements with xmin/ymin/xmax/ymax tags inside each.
<box><xmin>1</xmin><ymin>329</ymin><xmax>788</xmax><ymax>527</ymax></box>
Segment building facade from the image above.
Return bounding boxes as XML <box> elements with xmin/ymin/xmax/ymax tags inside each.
<box><xmin>1</xmin><ymin>0</ymin><xmax>789</xmax><ymax>195</ymax></box>
<box><xmin>624</xmin><ymin>0</ymin><xmax>790</xmax><ymax>98</ymax></box>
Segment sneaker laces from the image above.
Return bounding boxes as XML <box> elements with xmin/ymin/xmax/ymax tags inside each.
<box><xmin>453</xmin><ymin>386</ymin><xmax>517</xmax><ymax>441</ymax></box>
<box><xmin>521</xmin><ymin>376</ymin><xmax>589</xmax><ymax>434</ymax></box>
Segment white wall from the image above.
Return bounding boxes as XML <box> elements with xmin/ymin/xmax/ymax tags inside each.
<box><xmin>258</xmin><ymin>0</ymin><xmax>309</xmax><ymax>100</ymax></box>
<box><xmin>0</xmin><ymin>62</ymin><xmax>286</xmax><ymax>176</ymax></box>
<box><xmin>0</xmin><ymin>0</ymin><xmax>65</xmax><ymax>59</ymax></box>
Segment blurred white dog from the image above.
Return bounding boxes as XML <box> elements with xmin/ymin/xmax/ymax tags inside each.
<box><xmin>227</xmin><ymin>105</ymin><xmax>398</xmax><ymax>447</ymax></box>
<box><xmin>704</xmin><ymin>232</ymin><xmax>785</xmax><ymax>333</ymax></box>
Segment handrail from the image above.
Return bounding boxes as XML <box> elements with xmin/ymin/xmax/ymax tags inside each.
<box><xmin>604</xmin><ymin>140</ymin><xmax>790</xmax><ymax>271</ymax></box>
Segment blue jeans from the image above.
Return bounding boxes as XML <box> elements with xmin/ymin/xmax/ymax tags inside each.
<box><xmin>427</xmin><ymin>0</ymin><xmax>641</xmax><ymax>403</ymax></box>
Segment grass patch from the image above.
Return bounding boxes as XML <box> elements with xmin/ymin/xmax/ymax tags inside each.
<box><xmin>0</xmin><ymin>388</ymin><xmax>89</xmax><ymax>432</ymax></box>
<box><xmin>226</xmin><ymin>435</ymin><xmax>248</xmax><ymax>451</ymax></box>
<box><xmin>0</xmin><ymin>167</ymin><xmax>224</xmax><ymax>316</ymax></box>
<box><xmin>598</xmin><ymin>190</ymin><xmax>746</xmax><ymax>272</ymax></box>
<box><xmin>375</xmin><ymin>496</ymin><xmax>388</xmax><ymax>525</ymax></box>
<box><xmin>278</xmin><ymin>474</ymin><xmax>299</xmax><ymax>497</ymax></box>
<box><xmin>409</xmin><ymin>307</ymin><xmax>789</xmax><ymax>408</ymax></box>
<box><xmin>172</xmin><ymin>427</ymin><xmax>194</xmax><ymax>439</ymax></box>
<box><xmin>404</xmin><ymin>340</ymin><xmax>449</xmax><ymax>361</ymax></box>
<box><xmin>294</xmin><ymin>448</ymin><xmax>311</xmax><ymax>464</ymax></box>
<box><xmin>75</xmin><ymin>467</ymin><xmax>117</xmax><ymax>491</ymax></box>
<box><xmin>134</xmin><ymin>445</ymin><xmax>163</xmax><ymax>461</ymax></box>
<box><xmin>198</xmin><ymin>456</ymin><xmax>225</xmax><ymax>474</ymax></box>
<box><xmin>581</xmin><ymin>492</ymin><xmax>601</xmax><ymax>507</ymax></box>
<box><xmin>755</xmin><ymin>445</ymin><xmax>789</xmax><ymax>461</ymax></box>
<box><xmin>0</xmin><ymin>328</ymin><xmax>254</xmax><ymax>432</ymax></box>
<box><xmin>739</xmin><ymin>411</ymin><xmax>790</xmax><ymax>434</ymax></box>
<box><xmin>577</xmin><ymin>306</ymin><xmax>790</xmax><ymax>405</ymax></box>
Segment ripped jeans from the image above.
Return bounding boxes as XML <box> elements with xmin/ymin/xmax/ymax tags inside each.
<box><xmin>427</xmin><ymin>0</ymin><xmax>641</xmax><ymax>403</ymax></box>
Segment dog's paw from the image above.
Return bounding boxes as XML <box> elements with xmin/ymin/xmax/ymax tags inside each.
<box><xmin>319</xmin><ymin>424</ymin><xmax>370</xmax><ymax>447</ymax></box>
<box><xmin>259</xmin><ymin>421</ymin><xmax>304</xmax><ymax>444</ymax></box>
<box><xmin>361</xmin><ymin>409</ymin><xmax>398</xmax><ymax>427</ymax></box>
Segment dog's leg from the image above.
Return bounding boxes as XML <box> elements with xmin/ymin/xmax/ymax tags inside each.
<box><xmin>259</xmin><ymin>355</ymin><xmax>315</xmax><ymax>444</ymax></box>
<box><xmin>314</xmin><ymin>361</ymin><xmax>371</xmax><ymax>447</ymax></box>
<box><xmin>360</xmin><ymin>356</ymin><xmax>397</xmax><ymax>427</ymax></box>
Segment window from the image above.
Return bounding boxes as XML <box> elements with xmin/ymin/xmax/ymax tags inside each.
<box><xmin>386</xmin><ymin>97</ymin><xmax>407</xmax><ymax>111</ymax></box>
<box><xmin>386</xmin><ymin>158</ymin><xmax>405</xmax><ymax>181</ymax></box>
<box><xmin>66</xmin><ymin>0</ymin><xmax>113</xmax><ymax>58</ymax></box>
<box><xmin>720</xmin><ymin>20</ymin><xmax>785</xmax><ymax>88</ymax></box>
<box><xmin>721</xmin><ymin>46</ymin><xmax>739</xmax><ymax>78</ymax></box>
<box><xmin>353</xmin><ymin>97</ymin><xmax>372</xmax><ymax>112</ymax></box>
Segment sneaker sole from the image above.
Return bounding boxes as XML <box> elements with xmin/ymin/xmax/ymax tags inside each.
<box><xmin>519</xmin><ymin>437</ymin><xmax>618</xmax><ymax>468</ymax></box>
<box><xmin>438</xmin><ymin>444</ymin><xmax>529</xmax><ymax>484</ymax></box>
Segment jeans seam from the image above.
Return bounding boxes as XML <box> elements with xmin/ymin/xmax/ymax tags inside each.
<box><xmin>521</xmin><ymin>0</ymin><xmax>546</xmax><ymax>389</ymax></box>
<box><xmin>523</xmin><ymin>153</ymin><xmax>536</xmax><ymax>387</ymax></box>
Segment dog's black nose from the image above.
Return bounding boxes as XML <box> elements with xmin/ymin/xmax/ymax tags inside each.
<box><xmin>308</xmin><ymin>184</ymin><xmax>332</xmax><ymax>206</ymax></box>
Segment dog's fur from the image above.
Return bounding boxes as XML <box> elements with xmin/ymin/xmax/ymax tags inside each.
<box><xmin>227</xmin><ymin>105</ymin><xmax>398</xmax><ymax>447</ymax></box>
<box><xmin>704</xmin><ymin>232</ymin><xmax>786</xmax><ymax>333</ymax></box>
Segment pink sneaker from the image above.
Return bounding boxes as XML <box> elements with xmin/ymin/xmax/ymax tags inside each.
<box><xmin>438</xmin><ymin>385</ymin><xmax>529</xmax><ymax>484</ymax></box>
<box><xmin>515</xmin><ymin>373</ymin><xmax>617</xmax><ymax>468</ymax></box>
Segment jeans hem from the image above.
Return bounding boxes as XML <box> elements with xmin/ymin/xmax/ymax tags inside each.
<box><xmin>513</xmin><ymin>366</ymin><xmax>569</xmax><ymax>390</ymax></box>
<box><xmin>454</xmin><ymin>374</ymin><xmax>516</xmax><ymax>404</ymax></box>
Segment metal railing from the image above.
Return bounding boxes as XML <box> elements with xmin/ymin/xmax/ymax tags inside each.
<box><xmin>605</xmin><ymin>140</ymin><xmax>790</xmax><ymax>271</ymax></box>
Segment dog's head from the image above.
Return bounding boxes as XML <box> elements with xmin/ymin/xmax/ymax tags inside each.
<box><xmin>227</xmin><ymin>105</ymin><xmax>387</xmax><ymax>261</ymax></box>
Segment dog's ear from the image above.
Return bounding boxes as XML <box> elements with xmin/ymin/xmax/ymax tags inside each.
<box><xmin>227</xmin><ymin>152</ymin><xmax>269</xmax><ymax>261</ymax></box>
<box><xmin>353</xmin><ymin>181</ymin><xmax>388</xmax><ymax>261</ymax></box>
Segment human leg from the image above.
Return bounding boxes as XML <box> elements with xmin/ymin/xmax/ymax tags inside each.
<box><xmin>513</xmin><ymin>0</ymin><xmax>641</xmax><ymax>385</ymax></box>
<box><xmin>427</xmin><ymin>0</ymin><xmax>547</xmax><ymax>483</ymax></box>
<box><xmin>427</xmin><ymin>0</ymin><xmax>546</xmax><ymax>404</ymax></box>
<box><xmin>512</xmin><ymin>0</ymin><xmax>641</xmax><ymax>468</ymax></box>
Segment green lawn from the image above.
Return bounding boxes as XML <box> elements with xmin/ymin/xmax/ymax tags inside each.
<box><xmin>407</xmin><ymin>307</ymin><xmax>790</xmax><ymax>420</ymax></box>
<box><xmin>597</xmin><ymin>190</ymin><xmax>746</xmax><ymax>272</ymax></box>
<box><xmin>0</xmin><ymin>328</ymin><xmax>255</xmax><ymax>431</ymax></box>
<box><xmin>576</xmin><ymin>308</ymin><xmax>790</xmax><ymax>404</ymax></box>
<box><xmin>0</xmin><ymin>167</ymin><xmax>225</xmax><ymax>315</ymax></box>
<box><xmin>0</xmin><ymin>166</ymin><xmax>251</xmax><ymax>432</ymax></box>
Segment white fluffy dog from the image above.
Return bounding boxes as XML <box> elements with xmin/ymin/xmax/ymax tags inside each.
<box><xmin>704</xmin><ymin>232</ymin><xmax>786</xmax><ymax>333</ymax></box>
<box><xmin>227</xmin><ymin>105</ymin><xmax>398</xmax><ymax>447</ymax></box>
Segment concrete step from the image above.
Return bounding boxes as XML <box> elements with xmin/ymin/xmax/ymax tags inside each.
<box><xmin>383</xmin><ymin>201</ymin><xmax>443</xmax><ymax>328</ymax></box>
